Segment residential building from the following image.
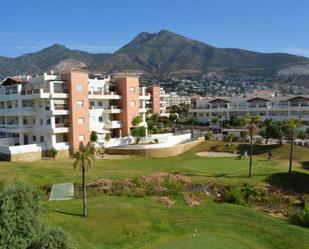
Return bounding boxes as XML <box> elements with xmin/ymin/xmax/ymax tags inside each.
<box><xmin>190</xmin><ymin>95</ymin><xmax>309</xmax><ymax>123</ymax></box>
<box><xmin>0</xmin><ymin>70</ymin><xmax>154</xmax><ymax>160</ymax></box>
<box><xmin>148</xmin><ymin>85</ymin><xmax>168</xmax><ymax>115</ymax></box>
<box><xmin>165</xmin><ymin>92</ymin><xmax>191</xmax><ymax>107</ymax></box>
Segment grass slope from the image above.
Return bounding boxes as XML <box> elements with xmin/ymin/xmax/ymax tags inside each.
<box><xmin>47</xmin><ymin>195</ymin><xmax>309</xmax><ymax>249</ymax></box>
<box><xmin>0</xmin><ymin>142</ymin><xmax>308</xmax><ymax>248</ymax></box>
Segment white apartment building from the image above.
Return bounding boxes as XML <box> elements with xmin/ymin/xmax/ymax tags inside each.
<box><xmin>165</xmin><ymin>92</ymin><xmax>191</xmax><ymax>107</ymax></box>
<box><xmin>190</xmin><ymin>96</ymin><xmax>309</xmax><ymax>123</ymax></box>
<box><xmin>0</xmin><ymin>70</ymin><xmax>151</xmax><ymax>160</ymax></box>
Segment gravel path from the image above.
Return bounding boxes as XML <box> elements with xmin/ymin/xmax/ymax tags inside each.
<box><xmin>196</xmin><ymin>151</ymin><xmax>238</xmax><ymax>158</ymax></box>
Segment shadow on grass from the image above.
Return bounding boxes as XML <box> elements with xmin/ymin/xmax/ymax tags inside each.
<box><xmin>52</xmin><ymin>209</ymin><xmax>84</xmax><ymax>217</ymax></box>
<box><xmin>265</xmin><ymin>171</ymin><xmax>309</xmax><ymax>194</ymax></box>
<box><xmin>300</xmin><ymin>161</ymin><xmax>309</xmax><ymax>170</ymax></box>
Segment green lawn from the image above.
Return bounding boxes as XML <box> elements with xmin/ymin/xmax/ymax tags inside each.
<box><xmin>1</xmin><ymin>141</ymin><xmax>309</xmax><ymax>248</ymax></box>
<box><xmin>47</xmin><ymin>196</ymin><xmax>309</xmax><ymax>249</ymax></box>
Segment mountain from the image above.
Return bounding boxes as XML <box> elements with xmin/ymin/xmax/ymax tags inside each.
<box><xmin>103</xmin><ymin>30</ymin><xmax>309</xmax><ymax>77</ymax></box>
<box><xmin>0</xmin><ymin>44</ymin><xmax>111</xmax><ymax>79</ymax></box>
<box><xmin>1</xmin><ymin>29</ymin><xmax>309</xmax><ymax>79</ymax></box>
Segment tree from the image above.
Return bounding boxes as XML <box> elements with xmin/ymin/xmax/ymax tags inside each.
<box><xmin>230</xmin><ymin>115</ymin><xmax>246</xmax><ymax>127</ymax></box>
<box><xmin>90</xmin><ymin>131</ymin><xmax>98</xmax><ymax>143</ymax></box>
<box><xmin>131</xmin><ymin>116</ymin><xmax>142</xmax><ymax>126</ymax></box>
<box><xmin>131</xmin><ymin>127</ymin><xmax>146</xmax><ymax>144</ymax></box>
<box><xmin>0</xmin><ymin>182</ymin><xmax>74</xmax><ymax>249</ymax></box>
<box><xmin>286</xmin><ymin>119</ymin><xmax>302</xmax><ymax>174</ymax></box>
<box><xmin>50</xmin><ymin>147</ymin><xmax>58</xmax><ymax>160</ymax></box>
<box><xmin>169</xmin><ymin>113</ymin><xmax>178</xmax><ymax>133</ymax></box>
<box><xmin>260</xmin><ymin>118</ymin><xmax>273</xmax><ymax>144</ymax></box>
<box><xmin>73</xmin><ymin>142</ymin><xmax>94</xmax><ymax>217</ymax></box>
<box><xmin>246</xmin><ymin>115</ymin><xmax>261</xmax><ymax>177</ymax></box>
<box><xmin>297</xmin><ymin>130</ymin><xmax>307</xmax><ymax>140</ymax></box>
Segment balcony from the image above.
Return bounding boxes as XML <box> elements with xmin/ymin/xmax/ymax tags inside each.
<box><xmin>139</xmin><ymin>92</ymin><xmax>151</xmax><ymax>100</ymax></box>
<box><xmin>88</xmin><ymin>90</ymin><xmax>122</xmax><ymax>100</ymax></box>
<box><xmin>53</xmin><ymin>123</ymin><xmax>70</xmax><ymax>133</ymax></box>
<box><xmin>105</xmin><ymin>105</ymin><xmax>122</xmax><ymax>114</ymax></box>
<box><xmin>105</xmin><ymin>121</ymin><xmax>122</xmax><ymax>129</ymax></box>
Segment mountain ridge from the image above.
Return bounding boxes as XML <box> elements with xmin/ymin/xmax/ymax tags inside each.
<box><xmin>1</xmin><ymin>29</ymin><xmax>309</xmax><ymax>79</ymax></box>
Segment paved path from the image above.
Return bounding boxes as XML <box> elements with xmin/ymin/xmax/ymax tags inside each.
<box><xmin>196</xmin><ymin>151</ymin><xmax>238</xmax><ymax>158</ymax></box>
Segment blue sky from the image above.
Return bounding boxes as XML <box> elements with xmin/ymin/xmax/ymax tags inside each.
<box><xmin>1</xmin><ymin>0</ymin><xmax>309</xmax><ymax>57</ymax></box>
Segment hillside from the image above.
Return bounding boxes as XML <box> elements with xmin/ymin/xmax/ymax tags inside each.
<box><xmin>0</xmin><ymin>30</ymin><xmax>309</xmax><ymax>79</ymax></box>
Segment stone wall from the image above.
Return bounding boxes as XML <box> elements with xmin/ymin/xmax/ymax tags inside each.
<box><xmin>106</xmin><ymin>138</ymin><xmax>203</xmax><ymax>158</ymax></box>
<box><xmin>2</xmin><ymin>149</ymin><xmax>69</xmax><ymax>162</ymax></box>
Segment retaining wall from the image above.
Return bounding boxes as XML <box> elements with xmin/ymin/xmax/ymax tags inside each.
<box><xmin>106</xmin><ymin>138</ymin><xmax>203</xmax><ymax>158</ymax></box>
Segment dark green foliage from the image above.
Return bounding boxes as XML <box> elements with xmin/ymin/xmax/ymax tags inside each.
<box><xmin>290</xmin><ymin>202</ymin><xmax>309</xmax><ymax>227</ymax></box>
<box><xmin>204</xmin><ymin>132</ymin><xmax>213</xmax><ymax>141</ymax></box>
<box><xmin>90</xmin><ymin>131</ymin><xmax>98</xmax><ymax>143</ymax></box>
<box><xmin>131</xmin><ymin>116</ymin><xmax>142</xmax><ymax>126</ymax></box>
<box><xmin>50</xmin><ymin>147</ymin><xmax>58</xmax><ymax>160</ymax></box>
<box><xmin>187</xmin><ymin>117</ymin><xmax>198</xmax><ymax>125</ymax></box>
<box><xmin>229</xmin><ymin>116</ymin><xmax>246</xmax><ymax>127</ymax></box>
<box><xmin>0</xmin><ymin>182</ymin><xmax>74</xmax><ymax>249</ymax></box>
<box><xmin>33</xmin><ymin>227</ymin><xmax>76</xmax><ymax>249</ymax></box>
<box><xmin>223</xmin><ymin>187</ymin><xmax>244</xmax><ymax>205</ymax></box>
<box><xmin>131</xmin><ymin>127</ymin><xmax>146</xmax><ymax>144</ymax></box>
<box><xmin>154</xmin><ymin>138</ymin><xmax>159</xmax><ymax>144</ymax></box>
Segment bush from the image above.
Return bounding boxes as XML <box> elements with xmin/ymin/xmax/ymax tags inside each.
<box><xmin>204</xmin><ymin>132</ymin><xmax>213</xmax><ymax>141</ymax></box>
<box><xmin>131</xmin><ymin>116</ymin><xmax>142</xmax><ymax>126</ymax></box>
<box><xmin>33</xmin><ymin>227</ymin><xmax>76</xmax><ymax>249</ymax></box>
<box><xmin>223</xmin><ymin>187</ymin><xmax>244</xmax><ymax>205</ymax></box>
<box><xmin>0</xmin><ymin>182</ymin><xmax>75</xmax><ymax>249</ymax></box>
<box><xmin>90</xmin><ymin>131</ymin><xmax>98</xmax><ymax>143</ymax></box>
<box><xmin>154</xmin><ymin>138</ymin><xmax>159</xmax><ymax>144</ymax></box>
<box><xmin>50</xmin><ymin>147</ymin><xmax>58</xmax><ymax>160</ymax></box>
<box><xmin>290</xmin><ymin>202</ymin><xmax>309</xmax><ymax>227</ymax></box>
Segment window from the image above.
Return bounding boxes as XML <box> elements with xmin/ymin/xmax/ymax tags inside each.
<box><xmin>33</xmin><ymin>136</ymin><xmax>36</xmax><ymax>142</ymax></box>
<box><xmin>40</xmin><ymin>119</ymin><xmax>43</xmax><ymax>125</ymax></box>
<box><xmin>130</xmin><ymin>87</ymin><xmax>135</xmax><ymax>92</ymax></box>
<box><xmin>23</xmin><ymin>118</ymin><xmax>28</xmax><ymax>125</ymax></box>
<box><xmin>78</xmin><ymin>117</ymin><xmax>84</xmax><ymax>125</ymax></box>
<box><xmin>77</xmin><ymin>84</ymin><xmax>83</xmax><ymax>92</ymax></box>
<box><xmin>47</xmin><ymin>119</ymin><xmax>51</xmax><ymax>125</ymax></box>
<box><xmin>33</xmin><ymin>119</ymin><xmax>36</xmax><ymax>125</ymax></box>
<box><xmin>77</xmin><ymin>100</ymin><xmax>84</xmax><ymax>108</ymax></box>
<box><xmin>98</xmin><ymin>101</ymin><xmax>103</xmax><ymax>107</ymax></box>
<box><xmin>130</xmin><ymin>100</ymin><xmax>136</xmax><ymax>107</ymax></box>
<box><xmin>98</xmin><ymin>116</ymin><xmax>103</xmax><ymax>123</ymax></box>
<box><xmin>89</xmin><ymin>101</ymin><xmax>95</xmax><ymax>109</ymax></box>
<box><xmin>40</xmin><ymin>136</ymin><xmax>44</xmax><ymax>143</ymax></box>
<box><xmin>79</xmin><ymin>135</ymin><xmax>85</xmax><ymax>142</ymax></box>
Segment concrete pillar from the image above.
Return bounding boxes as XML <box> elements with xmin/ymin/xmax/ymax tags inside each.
<box><xmin>19</xmin><ymin>132</ymin><xmax>24</xmax><ymax>145</ymax></box>
<box><xmin>51</xmin><ymin>134</ymin><xmax>57</xmax><ymax>147</ymax></box>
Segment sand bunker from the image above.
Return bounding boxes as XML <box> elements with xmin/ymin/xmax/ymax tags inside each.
<box><xmin>196</xmin><ymin>151</ymin><xmax>238</xmax><ymax>158</ymax></box>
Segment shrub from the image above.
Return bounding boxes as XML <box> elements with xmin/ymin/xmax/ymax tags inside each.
<box><xmin>0</xmin><ymin>182</ymin><xmax>74</xmax><ymax>249</ymax></box>
<box><xmin>240</xmin><ymin>183</ymin><xmax>257</xmax><ymax>202</ymax></box>
<box><xmin>50</xmin><ymin>147</ymin><xmax>58</xmax><ymax>160</ymax></box>
<box><xmin>131</xmin><ymin>127</ymin><xmax>146</xmax><ymax>144</ymax></box>
<box><xmin>33</xmin><ymin>227</ymin><xmax>76</xmax><ymax>249</ymax></box>
<box><xmin>204</xmin><ymin>132</ymin><xmax>213</xmax><ymax>141</ymax></box>
<box><xmin>290</xmin><ymin>202</ymin><xmax>309</xmax><ymax>227</ymax></box>
<box><xmin>131</xmin><ymin>116</ymin><xmax>142</xmax><ymax>126</ymax></box>
<box><xmin>223</xmin><ymin>187</ymin><xmax>244</xmax><ymax>205</ymax></box>
<box><xmin>90</xmin><ymin>131</ymin><xmax>98</xmax><ymax>143</ymax></box>
<box><xmin>154</xmin><ymin>138</ymin><xmax>159</xmax><ymax>144</ymax></box>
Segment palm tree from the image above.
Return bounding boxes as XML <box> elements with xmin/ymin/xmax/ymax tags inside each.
<box><xmin>246</xmin><ymin>115</ymin><xmax>261</xmax><ymax>177</ymax></box>
<box><xmin>73</xmin><ymin>142</ymin><xmax>94</xmax><ymax>217</ymax></box>
<box><xmin>286</xmin><ymin>119</ymin><xmax>302</xmax><ymax>174</ymax></box>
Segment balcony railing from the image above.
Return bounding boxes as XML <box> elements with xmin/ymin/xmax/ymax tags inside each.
<box><xmin>54</xmin><ymin>105</ymin><xmax>68</xmax><ymax>110</ymax></box>
<box><xmin>55</xmin><ymin>123</ymin><xmax>69</xmax><ymax>128</ymax></box>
